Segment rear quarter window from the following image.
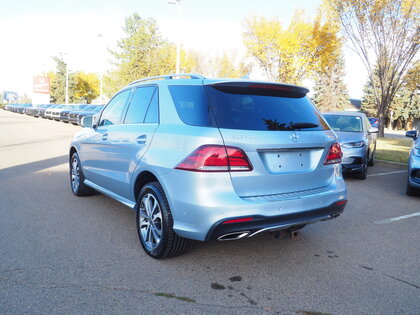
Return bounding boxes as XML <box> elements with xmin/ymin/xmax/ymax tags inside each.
<box><xmin>168</xmin><ymin>85</ymin><xmax>215</xmax><ymax>127</ymax></box>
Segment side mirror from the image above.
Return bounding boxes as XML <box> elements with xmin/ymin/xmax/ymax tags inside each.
<box><xmin>81</xmin><ymin>115</ymin><xmax>93</xmax><ymax>128</ymax></box>
<box><xmin>406</xmin><ymin>130</ymin><xmax>417</xmax><ymax>140</ymax></box>
<box><xmin>368</xmin><ymin>127</ymin><xmax>379</xmax><ymax>134</ymax></box>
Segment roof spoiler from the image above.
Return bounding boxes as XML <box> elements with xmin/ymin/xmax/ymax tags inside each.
<box><xmin>206</xmin><ymin>81</ymin><xmax>309</xmax><ymax>98</ymax></box>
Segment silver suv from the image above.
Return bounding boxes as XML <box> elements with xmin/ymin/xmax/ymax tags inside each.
<box><xmin>69</xmin><ymin>74</ymin><xmax>347</xmax><ymax>259</ymax></box>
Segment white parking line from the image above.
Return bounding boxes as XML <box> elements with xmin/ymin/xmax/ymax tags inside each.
<box><xmin>375</xmin><ymin>212</ymin><xmax>420</xmax><ymax>224</ymax></box>
<box><xmin>367</xmin><ymin>170</ymin><xmax>407</xmax><ymax>177</ymax></box>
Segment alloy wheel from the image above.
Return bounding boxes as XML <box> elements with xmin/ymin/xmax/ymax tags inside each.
<box><xmin>71</xmin><ymin>156</ymin><xmax>80</xmax><ymax>193</ymax></box>
<box><xmin>139</xmin><ymin>193</ymin><xmax>163</xmax><ymax>251</ymax></box>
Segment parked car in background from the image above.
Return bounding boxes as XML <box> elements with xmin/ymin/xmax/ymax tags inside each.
<box><xmin>38</xmin><ymin>104</ymin><xmax>55</xmax><ymax>118</ymax></box>
<box><xmin>25</xmin><ymin>104</ymin><xmax>49</xmax><ymax>117</ymax></box>
<box><xmin>60</xmin><ymin>105</ymin><xmax>88</xmax><ymax>123</ymax></box>
<box><xmin>323</xmin><ymin>112</ymin><xmax>378</xmax><ymax>180</ymax></box>
<box><xmin>68</xmin><ymin>105</ymin><xmax>103</xmax><ymax>125</ymax></box>
<box><xmin>69</xmin><ymin>74</ymin><xmax>347</xmax><ymax>259</ymax></box>
<box><xmin>45</xmin><ymin>105</ymin><xmax>64</xmax><ymax>119</ymax></box>
<box><xmin>405</xmin><ymin>130</ymin><xmax>420</xmax><ymax>196</ymax></box>
<box><xmin>13</xmin><ymin>104</ymin><xmax>32</xmax><ymax>114</ymax></box>
<box><xmin>50</xmin><ymin>104</ymin><xmax>76</xmax><ymax>121</ymax></box>
<box><xmin>368</xmin><ymin>117</ymin><xmax>379</xmax><ymax>128</ymax></box>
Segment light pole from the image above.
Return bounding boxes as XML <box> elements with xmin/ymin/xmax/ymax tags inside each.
<box><xmin>168</xmin><ymin>0</ymin><xmax>181</xmax><ymax>74</ymax></box>
<box><xmin>97</xmin><ymin>33</ymin><xmax>105</xmax><ymax>103</ymax></box>
<box><xmin>65</xmin><ymin>64</ymin><xmax>69</xmax><ymax>104</ymax></box>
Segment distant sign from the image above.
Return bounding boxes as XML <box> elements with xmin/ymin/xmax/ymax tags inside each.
<box><xmin>4</xmin><ymin>91</ymin><xmax>18</xmax><ymax>102</ymax></box>
<box><xmin>33</xmin><ymin>76</ymin><xmax>50</xmax><ymax>94</ymax></box>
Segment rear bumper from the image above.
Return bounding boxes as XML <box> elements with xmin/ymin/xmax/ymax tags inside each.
<box><xmin>205</xmin><ymin>201</ymin><xmax>346</xmax><ymax>241</ymax></box>
<box><xmin>159</xmin><ymin>165</ymin><xmax>347</xmax><ymax>241</ymax></box>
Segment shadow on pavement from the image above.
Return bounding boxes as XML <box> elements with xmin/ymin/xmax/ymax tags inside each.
<box><xmin>0</xmin><ymin>154</ymin><xmax>68</xmax><ymax>177</ymax></box>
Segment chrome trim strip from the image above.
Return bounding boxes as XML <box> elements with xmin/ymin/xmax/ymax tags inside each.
<box><xmin>247</xmin><ymin>215</ymin><xmax>333</xmax><ymax>238</ymax></box>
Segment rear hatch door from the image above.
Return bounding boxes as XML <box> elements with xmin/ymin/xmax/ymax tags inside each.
<box><xmin>204</xmin><ymin>81</ymin><xmax>337</xmax><ymax>198</ymax></box>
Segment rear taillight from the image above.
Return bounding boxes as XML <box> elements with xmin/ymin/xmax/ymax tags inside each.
<box><xmin>175</xmin><ymin>145</ymin><xmax>253</xmax><ymax>172</ymax></box>
<box><xmin>324</xmin><ymin>142</ymin><xmax>342</xmax><ymax>165</ymax></box>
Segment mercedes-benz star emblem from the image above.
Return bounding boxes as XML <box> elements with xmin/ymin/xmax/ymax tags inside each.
<box><xmin>290</xmin><ymin>131</ymin><xmax>299</xmax><ymax>142</ymax></box>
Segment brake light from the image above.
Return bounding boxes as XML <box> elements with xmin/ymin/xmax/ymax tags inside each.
<box><xmin>175</xmin><ymin>145</ymin><xmax>253</xmax><ymax>172</ymax></box>
<box><xmin>248</xmin><ymin>84</ymin><xmax>292</xmax><ymax>91</ymax></box>
<box><xmin>324</xmin><ymin>143</ymin><xmax>342</xmax><ymax>165</ymax></box>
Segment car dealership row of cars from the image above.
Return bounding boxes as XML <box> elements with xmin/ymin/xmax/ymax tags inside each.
<box><xmin>4</xmin><ymin>103</ymin><xmax>104</xmax><ymax>126</ymax></box>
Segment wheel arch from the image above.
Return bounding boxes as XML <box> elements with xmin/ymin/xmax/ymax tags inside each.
<box><xmin>134</xmin><ymin>170</ymin><xmax>160</xmax><ymax>200</ymax></box>
<box><xmin>69</xmin><ymin>146</ymin><xmax>77</xmax><ymax>167</ymax></box>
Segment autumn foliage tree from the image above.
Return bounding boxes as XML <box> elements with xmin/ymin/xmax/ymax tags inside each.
<box><xmin>329</xmin><ymin>0</ymin><xmax>419</xmax><ymax>136</ymax></box>
<box><xmin>243</xmin><ymin>10</ymin><xmax>343</xmax><ymax>85</ymax></box>
<box><xmin>74</xmin><ymin>72</ymin><xmax>100</xmax><ymax>104</ymax></box>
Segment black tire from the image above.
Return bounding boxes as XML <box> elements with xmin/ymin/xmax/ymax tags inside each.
<box><xmin>70</xmin><ymin>152</ymin><xmax>95</xmax><ymax>196</ymax></box>
<box><xmin>406</xmin><ymin>181</ymin><xmax>419</xmax><ymax>196</ymax></box>
<box><xmin>368</xmin><ymin>149</ymin><xmax>375</xmax><ymax>166</ymax></box>
<box><xmin>354</xmin><ymin>157</ymin><xmax>368</xmax><ymax>180</ymax></box>
<box><xmin>136</xmin><ymin>181</ymin><xmax>188</xmax><ymax>259</ymax></box>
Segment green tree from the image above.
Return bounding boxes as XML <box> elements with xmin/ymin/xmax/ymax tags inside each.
<box><xmin>74</xmin><ymin>72</ymin><xmax>100</xmax><ymax>104</ymax></box>
<box><xmin>106</xmin><ymin>13</ymin><xmax>175</xmax><ymax>94</ymax></box>
<box><xmin>50</xmin><ymin>55</ymin><xmax>76</xmax><ymax>103</ymax></box>
<box><xmin>329</xmin><ymin>0</ymin><xmax>419</xmax><ymax>136</ymax></box>
<box><xmin>313</xmin><ymin>56</ymin><xmax>349</xmax><ymax>111</ymax></box>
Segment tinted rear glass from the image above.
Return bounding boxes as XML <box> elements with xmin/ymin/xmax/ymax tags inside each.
<box><xmin>324</xmin><ymin>115</ymin><xmax>363</xmax><ymax>132</ymax></box>
<box><xmin>168</xmin><ymin>85</ymin><xmax>215</xmax><ymax>127</ymax></box>
<box><xmin>169</xmin><ymin>85</ymin><xmax>328</xmax><ymax>131</ymax></box>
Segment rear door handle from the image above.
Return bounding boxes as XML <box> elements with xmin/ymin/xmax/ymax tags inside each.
<box><xmin>136</xmin><ymin>135</ymin><xmax>147</xmax><ymax>144</ymax></box>
<box><xmin>101</xmin><ymin>133</ymin><xmax>108</xmax><ymax>141</ymax></box>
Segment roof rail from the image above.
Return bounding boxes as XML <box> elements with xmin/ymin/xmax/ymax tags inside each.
<box><xmin>128</xmin><ymin>73</ymin><xmax>206</xmax><ymax>86</ymax></box>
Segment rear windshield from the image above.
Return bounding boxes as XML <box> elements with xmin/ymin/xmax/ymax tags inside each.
<box><xmin>169</xmin><ymin>85</ymin><xmax>329</xmax><ymax>131</ymax></box>
<box><xmin>324</xmin><ymin>115</ymin><xmax>363</xmax><ymax>132</ymax></box>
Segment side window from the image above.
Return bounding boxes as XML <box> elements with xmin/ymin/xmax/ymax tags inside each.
<box><xmin>99</xmin><ymin>90</ymin><xmax>131</xmax><ymax>126</ymax></box>
<box><xmin>144</xmin><ymin>89</ymin><xmax>159</xmax><ymax>123</ymax></box>
<box><xmin>124</xmin><ymin>86</ymin><xmax>156</xmax><ymax>124</ymax></box>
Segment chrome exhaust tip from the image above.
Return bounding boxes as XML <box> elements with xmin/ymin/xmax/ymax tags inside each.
<box><xmin>331</xmin><ymin>212</ymin><xmax>341</xmax><ymax>219</ymax></box>
<box><xmin>217</xmin><ymin>231</ymin><xmax>250</xmax><ymax>241</ymax></box>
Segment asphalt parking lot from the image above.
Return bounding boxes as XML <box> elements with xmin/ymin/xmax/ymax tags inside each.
<box><xmin>1</xmin><ymin>110</ymin><xmax>419</xmax><ymax>315</ymax></box>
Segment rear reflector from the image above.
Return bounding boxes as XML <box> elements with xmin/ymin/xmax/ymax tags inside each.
<box><xmin>175</xmin><ymin>145</ymin><xmax>253</xmax><ymax>172</ymax></box>
<box><xmin>324</xmin><ymin>142</ymin><xmax>343</xmax><ymax>165</ymax></box>
<box><xmin>335</xmin><ymin>200</ymin><xmax>347</xmax><ymax>206</ymax></box>
<box><xmin>222</xmin><ymin>217</ymin><xmax>254</xmax><ymax>224</ymax></box>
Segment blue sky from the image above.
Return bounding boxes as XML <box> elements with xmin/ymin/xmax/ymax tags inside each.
<box><xmin>0</xmin><ymin>0</ymin><xmax>366</xmax><ymax>99</ymax></box>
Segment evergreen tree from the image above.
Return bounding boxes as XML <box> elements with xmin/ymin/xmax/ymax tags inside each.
<box><xmin>363</xmin><ymin>63</ymin><xmax>419</xmax><ymax>129</ymax></box>
<box><xmin>312</xmin><ymin>56</ymin><xmax>349</xmax><ymax>111</ymax></box>
<box><xmin>361</xmin><ymin>70</ymin><xmax>379</xmax><ymax>117</ymax></box>
<box><xmin>106</xmin><ymin>13</ymin><xmax>175</xmax><ymax>94</ymax></box>
<box><xmin>50</xmin><ymin>56</ymin><xmax>76</xmax><ymax>103</ymax></box>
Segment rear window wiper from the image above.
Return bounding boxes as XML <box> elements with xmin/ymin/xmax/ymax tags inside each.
<box><xmin>288</xmin><ymin>122</ymin><xmax>319</xmax><ymax>130</ymax></box>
